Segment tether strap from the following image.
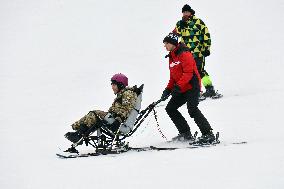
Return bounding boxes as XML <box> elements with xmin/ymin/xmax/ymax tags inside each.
<box><xmin>153</xmin><ymin>108</ymin><xmax>168</xmax><ymax>141</ymax></box>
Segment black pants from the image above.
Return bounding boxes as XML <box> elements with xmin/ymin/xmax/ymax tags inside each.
<box><xmin>195</xmin><ymin>57</ymin><xmax>209</xmax><ymax>78</ymax></box>
<box><xmin>165</xmin><ymin>88</ymin><xmax>212</xmax><ymax>135</ymax></box>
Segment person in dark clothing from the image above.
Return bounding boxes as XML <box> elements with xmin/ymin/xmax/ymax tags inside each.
<box><xmin>160</xmin><ymin>33</ymin><xmax>215</xmax><ymax>143</ymax></box>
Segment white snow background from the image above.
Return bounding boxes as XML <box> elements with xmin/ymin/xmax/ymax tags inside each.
<box><xmin>1</xmin><ymin>0</ymin><xmax>284</xmax><ymax>188</ymax></box>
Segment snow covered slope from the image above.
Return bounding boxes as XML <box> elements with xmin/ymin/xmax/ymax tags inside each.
<box><xmin>1</xmin><ymin>0</ymin><xmax>284</xmax><ymax>188</ymax></box>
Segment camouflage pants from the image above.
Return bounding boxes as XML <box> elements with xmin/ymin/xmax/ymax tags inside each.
<box><xmin>71</xmin><ymin>110</ymin><xmax>107</xmax><ymax>130</ymax></box>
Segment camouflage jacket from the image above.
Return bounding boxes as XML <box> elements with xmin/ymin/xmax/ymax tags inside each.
<box><xmin>108</xmin><ymin>87</ymin><xmax>138</xmax><ymax>122</ymax></box>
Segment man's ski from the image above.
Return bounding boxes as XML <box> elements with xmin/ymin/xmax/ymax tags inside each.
<box><xmin>128</xmin><ymin>140</ymin><xmax>246</xmax><ymax>152</ymax></box>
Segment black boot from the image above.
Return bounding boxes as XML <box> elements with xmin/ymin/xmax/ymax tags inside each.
<box><xmin>203</xmin><ymin>85</ymin><xmax>217</xmax><ymax>98</ymax></box>
<box><xmin>196</xmin><ymin>130</ymin><xmax>216</xmax><ymax>144</ymax></box>
<box><xmin>172</xmin><ymin>131</ymin><xmax>194</xmax><ymax>142</ymax></box>
<box><xmin>65</xmin><ymin>124</ymin><xmax>89</xmax><ymax>143</ymax></box>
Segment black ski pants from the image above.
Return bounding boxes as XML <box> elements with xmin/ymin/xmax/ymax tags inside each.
<box><xmin>195</xmin><ymin>56</ymin><xmax>210</xmax><ymax>78</ymax></box>
<box><xmin>165</xmin><ymin>87</ymin><xmax>212</xmax><ymax>135</ymax></box>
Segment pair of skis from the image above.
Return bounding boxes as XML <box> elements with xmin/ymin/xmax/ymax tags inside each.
<box><xmin>56</xmin><ymin>141</ymin><xmax>246</xmax><ymax>159</ymax></box>
<box><xmin>56</xmin><ymin>141</ymin><xmax>247</xmax><ymax>159</ymax></box>
<box><xmin>56</xmin><ymin>131</ymin><xmax>246</xmax><ymax>159</ymax></box>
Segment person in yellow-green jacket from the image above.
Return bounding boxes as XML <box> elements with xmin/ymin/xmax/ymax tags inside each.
<box><xmin>173</xmin><ymin>4</ymin><xmax>222</xmax><ymax>100</ymax></box>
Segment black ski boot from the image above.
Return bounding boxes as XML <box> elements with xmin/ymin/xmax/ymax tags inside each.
<box><xmin>201</xmin><ymin>85</ymin><xmax>223</xmax><ymax>99</ymax></box>
<box><xmin>203</xmin><ymin>86</ymin><xmax>217</xmax><ymax>97</ymax></box>
<box><xmin>196</xmin><ymin>131</ymin><xmax>216</xmax><ymax>144</ymax></box>
<box><xmin>65</xmin><ymin>124</ymin><xmax>89</xmax><ymax>143</ymax></box>
<box><xmin>172</xmin><ymin>131</ymin><xmax>194</xmax><ymax>142</ymax></box>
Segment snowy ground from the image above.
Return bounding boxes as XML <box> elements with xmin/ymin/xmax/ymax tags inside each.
<box><xmin>1</xmin><ymin>0</ymin><xmax>284</xmax><ymax>188</ymax></box>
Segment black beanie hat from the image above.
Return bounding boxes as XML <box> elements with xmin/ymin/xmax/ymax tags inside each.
<box><xmin>163</xmin><ymin>33</ymin><xmax>179</xmax><ymax>46</ymax></box>
<box><xmin>182</xmin><ymin>4</ymin><xmax>195</xmax><ymax>15</ymax></box>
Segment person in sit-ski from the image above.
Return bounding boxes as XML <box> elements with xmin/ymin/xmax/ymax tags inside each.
<box><xmin>65</xmin><ymin>73</ymin><xmax>138</xmax><ymax>143</ymax></box>
<box><xmin>160</xmin><ymin>33</ymin><xmax>215</xmax><ymax>144</ymax></box>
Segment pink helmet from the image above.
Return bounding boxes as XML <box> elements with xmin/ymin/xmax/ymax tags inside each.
<box><xmin>111</xmin><ymin>73</ymin><xmax>128</xmax><ymax>87</ymax></box>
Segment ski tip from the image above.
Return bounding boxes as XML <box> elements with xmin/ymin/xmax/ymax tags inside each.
<box><xmin>212</xmin><ymin>94</ymin><xmax>223</xmax><ymax>99</ymax></box>
<box><xmin>56</xmin><ymin>153</ymin><xmax>71</xmax><ymax>159</ymax></box>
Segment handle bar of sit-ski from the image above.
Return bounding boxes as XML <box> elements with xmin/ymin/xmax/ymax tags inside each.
<box><xmin>134</xmin><ymin>94</ymin><xmax>171</xmax><ymax>126</ymax></box>
<box><xmin>140</xmin><ymin>94</ymin><xmax>171</xmax><ymax>113</ymax></box>
<box><xmin>124</xmin><ymin>94</ymin><xmax>171</xmax><ymax>139</ymax></box>
<box><xmin>152</xmin><ymin>94</ymin><xmax>171</xmax><ymax>107</ymax></box>
<box><xmin>152</xmin><ymin>99</ymin><xmax>163</xmax><ymax>106</ymax></box>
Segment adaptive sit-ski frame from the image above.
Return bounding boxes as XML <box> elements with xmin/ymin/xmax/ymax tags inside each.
<box><xmin>65</xmin><ymin>84</ymin><xmax>165</xmax><ymax>154</ymax></box>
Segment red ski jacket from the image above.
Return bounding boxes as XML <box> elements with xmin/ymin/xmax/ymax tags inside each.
<box><xmin>166</xmin><ymin>43</ymin><xmax>201</xmax><ymax>93</ymax></box>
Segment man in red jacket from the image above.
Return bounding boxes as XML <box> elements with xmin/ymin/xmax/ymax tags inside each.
<box><xmin>161</xmin><ymin>33</ymin><xmax>215</xmax><ymax>144</ymax></box>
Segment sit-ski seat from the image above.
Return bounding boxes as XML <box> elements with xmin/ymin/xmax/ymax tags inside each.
<box><xmin>119</xmin><ymin>85</ymin><xmax>143</xmax><ymax>134</ymax></box>
<box><xmin>84</xmin><ymin>84</ymin><xmax>144</xmax><ymax>149</ymax></box>
<box><xmin>103</xmin><ymin>84</ymin><xmax>143</xmax><ymax>135</ymax></box>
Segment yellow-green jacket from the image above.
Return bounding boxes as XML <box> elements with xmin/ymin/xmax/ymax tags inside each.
<box><xmin>174</xmin><ymin>15</ymin><xmax>211</xmax><ymax>58</ymax></box>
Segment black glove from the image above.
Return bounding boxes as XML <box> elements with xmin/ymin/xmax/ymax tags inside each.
<box><xmin>172</xmin><ymin>85</ymin><xmax>182</xmax><ymax>97</ymax></box>
<box><xmin>161</xmin><ymin>88</ymin><xmax>171</xmax><ymax>101</ymax></box>
<box><xmin>203</xmin><ymin>49</ymin><xmax>210</xmax><ymax>57</ymax></box>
